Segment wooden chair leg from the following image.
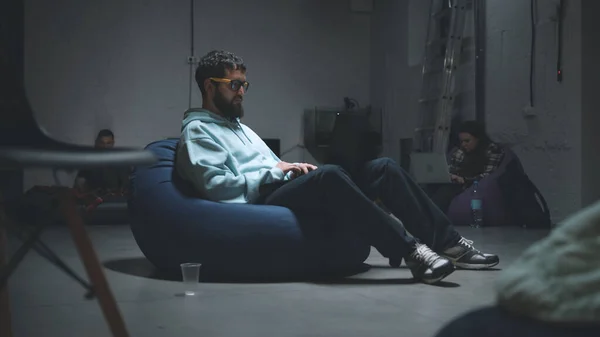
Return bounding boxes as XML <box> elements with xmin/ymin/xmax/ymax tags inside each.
<box><xmin>57</xmin><ymin>191</ymin><xmax>129</xmax><ymax>337</ymax></box>
<box><xmin>0</xmin><ymin>202</ymin><xmax>13</xmax><ymax>337</ymax></box>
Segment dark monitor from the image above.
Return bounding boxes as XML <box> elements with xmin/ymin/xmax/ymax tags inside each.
<box><xmin>262</xmin><ymin>138</ymin><xmax>281</xmax><ymax>158</ymax></box>
<box><xmin>314</xmin><ymin>110</ymin><xmax>338</xmax><ymax>145</ymax></box>
<box><xmin>303</xmin><ymin>106</ymin><xmax>382</xmax><ymax>164</ymax></box>
<box><xmin>328</xmin><ymin>113</ymin><xmax>378</xmax><ymax>171</ymax></box>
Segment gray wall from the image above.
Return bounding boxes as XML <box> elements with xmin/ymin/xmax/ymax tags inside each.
<box><xmin>22</xmin><ymin>0</ymin><xmax>599</xmax><ymax>221</ymax></box>
<box><xmin>485</xmin><ymin>0</ymin><xmax>582</xmax><ymax>221</ymax></box>
<box><xmin>23</xmin><ymin>0</ymin><xmax>371</xmax><ymax>188</ymax></box>
<box><xmin>581</xmin><ymin>0</ymin><xmax>600</xmax><ymax>207</ymax></box>
<box><xmin>370</xmin><ymin>0</ymin><xmax>420</xmax><ymax>161</ymax></box>
<box><xmin>371</xmin><ymin>0</ymin><xmax>588</xmax><ymax>222</ymax></box>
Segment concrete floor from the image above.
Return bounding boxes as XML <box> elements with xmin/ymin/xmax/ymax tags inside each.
<box><xmin>6</xmin><ymin>226</ymin><xmax>549</xmax><ymax>337</ymax></box>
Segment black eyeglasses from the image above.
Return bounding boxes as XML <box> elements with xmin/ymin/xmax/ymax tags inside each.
<box><xmin>210</xmin><ymin>77</ymin><xmax>250</xmax><ymax>92</ymax></box>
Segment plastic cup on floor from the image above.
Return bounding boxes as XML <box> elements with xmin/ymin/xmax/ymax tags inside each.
<box><xmin>180</xmin><ymin>263</ymin><xmax>201</xmax><ymax>296</ymax></box>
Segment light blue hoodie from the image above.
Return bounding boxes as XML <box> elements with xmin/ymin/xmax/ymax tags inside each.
<box><xmin>176</xmin><ymin>108</ymin><xmax>289</xmax><ymax>203</ymax></box>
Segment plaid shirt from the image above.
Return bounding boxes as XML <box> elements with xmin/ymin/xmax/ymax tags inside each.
<box><xmin>448</xmin><ymin>142</ymin><xmax>505</xmax><ymax>182</ymax></box>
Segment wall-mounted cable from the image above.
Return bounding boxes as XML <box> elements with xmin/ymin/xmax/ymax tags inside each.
<box><xmin>474</xmin><ymin>0</ymin><xmax>486</xmax><ymax>124</ymax></box>
<box><xmin>529</xmin><ymin>0</ymin><xmax>537</xmax><ymax>107</ymax></box>
<box><xmin>556</xmin><ymin>0</ymin><xmax>564</xmax><ymax>82</ymax></box>
<box><xmin>188</xmin><ymin>0</ymin><xmax>196</xmax><ymax>109</ymax></box>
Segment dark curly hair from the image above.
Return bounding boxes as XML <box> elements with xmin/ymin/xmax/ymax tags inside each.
<box><xmin>195</xmin><ymin>50</ymin><xmax>246</xmax><ymax>96</ymax></box>
<box><xmin>96</xmin><ymin>129</ymin><xmax>114</xmax><ymax>140</ymax></box>
<box><xmin>457</xmin><ymin>120</ymin><xmax>492</xmax><ymax>145</ymax></box>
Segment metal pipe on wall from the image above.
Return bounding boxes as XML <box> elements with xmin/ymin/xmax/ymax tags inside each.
<box><xmin>474</xmin><ymin>0</ymin><xmax>486</xmax><ymax>125</ymax></box>
<box><xmin>188</xmin><ymin>0</ymin><xmax>196</xmax><ymax>109</ymax></box>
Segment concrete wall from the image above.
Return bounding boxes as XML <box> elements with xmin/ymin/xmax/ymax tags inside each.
<box><xmin>485</xmin><ymin>0</ymin><xmax>582</xmax><ymax>221</ymax></box>
<box><xmin>23</xmin><ymin>0</ymin><xmax>371</xmax><ymax>188</ymax></box>
<box><xmin>21</xmin><ymin>0</ymin><xmax>598</xmax><ymax>220</ymax></box>
<box><xmin>581</xmin><ymin>0</ymin><xmax>600</xmax><ymax>207</ymax></box>
<box><xmin>370</xmin><ymin>0</ymin><xmax>417</xmax><ymax>161</ymax></box>
<box><xmin>371</xmin><ymin>0</ymin><xmax>585</xmax><ymax>222</ymax></box>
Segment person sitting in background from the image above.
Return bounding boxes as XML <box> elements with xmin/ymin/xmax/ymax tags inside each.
<box><xmin>430</xmin><ymin>121</ymin><xmax>505</xmax><ymax>213</ymax></box>
<box><xmin>73</xmin><ymin>129</ymin><xmax>131</xmax><ymax>195</ymax></box>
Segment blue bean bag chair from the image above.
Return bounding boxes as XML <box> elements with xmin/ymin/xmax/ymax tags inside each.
<box><xmin>446</xmin><ymin>146</ymin><xmax>518</xmax><ymax>227</ymax></box>
<box><xmin>128</xmin><ymin>138</ymin><xmax>371</xmax><ymax>282</ymax></box>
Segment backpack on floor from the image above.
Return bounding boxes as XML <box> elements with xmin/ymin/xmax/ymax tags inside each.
<box><xmin>497</xmin><ymin>159</ymin><xmax>552</xmax><ymax>229</ymax></box>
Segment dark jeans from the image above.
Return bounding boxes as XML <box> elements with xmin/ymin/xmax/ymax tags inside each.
<box><xmin>257</xmin><ymin>157</ymin><xmax>461</xmax><ymax>260</ymax></box>
<box><xmin>430</xmin><ymin>184</ymin><xmax>464</xmax><ymax>213</ymax></box>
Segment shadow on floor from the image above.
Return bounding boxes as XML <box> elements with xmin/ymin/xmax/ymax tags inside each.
<box><xmin>103</xmin><ymin>257</ymin><xmax>373</xmax><ymax>284</ymax></box>
<box><xmin>313</xmin><ymin>277</ymin><xmax>460</xmax><ymax>288</ymax></box>
<box><xmin>314</xmin><ymin>264</ymin><xmax>461</xmax><ymax>287</ymax></box>
<box><xmin>103</xmin><ymin>257</ymin><xmax>453</xmax><ymax>286</ymax></box>
<box><xmin>368</xmin><ymin>264</ymin><xmax>503</xmax><ymax>272</ymax></box>
<box><xmin>104</xmin><ymin>257</ymin><xmax>178</xmax><ymax>281</ymax></box>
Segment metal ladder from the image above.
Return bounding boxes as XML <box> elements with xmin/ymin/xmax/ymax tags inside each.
<box><xmin>414</xmin><ymin>0</ymin><xmax>472</xmax><ymax>154</ymax></box>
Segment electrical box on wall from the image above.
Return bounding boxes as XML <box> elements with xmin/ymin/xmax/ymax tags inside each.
<box><xmin>350</xmin><ymin>0</ymin><xmax>373</xmax><ymax>13</ymax></box>
<box><xmin>187</xmin><ymin>56</ymin><xmax>199</xmax><ymax>65</ymax></box>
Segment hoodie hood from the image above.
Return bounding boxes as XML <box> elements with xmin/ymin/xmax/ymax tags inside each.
<box><xmin>182</xmin><ymin>108</ymin><xmax>238</xmax><ymax>128</ymax></box>
<box><xmin>182</xmin><ymin>108</ymin><xmax>252</xmax><ymax>145</ymax></box>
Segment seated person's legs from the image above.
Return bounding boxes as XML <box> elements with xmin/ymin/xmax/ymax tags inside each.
<box><xmin>354</xmin><ymin>157</ymin><xmax>499</xmax><ymax>269</ymax></box>
<box><xmin>259</xmin><ymin>164</ymin><xmax>455</xmax><ymax>284</ymax></box>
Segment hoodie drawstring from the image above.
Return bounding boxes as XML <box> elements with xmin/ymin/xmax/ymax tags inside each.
<box><xmin>236</xmin><ymin>120</ymin><xmax>253</xmax><ymax>144</ymax></box>
<box><xmin>226</xmin><ymin>119</ymin><xmax>253</xmax><ymax>146</ymax></box>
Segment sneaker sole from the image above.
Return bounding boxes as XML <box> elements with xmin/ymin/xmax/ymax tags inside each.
<box><xmin>418</xmin><ymin>265</ymin><xmax>456</xmax><ymax>285</ymax></box>
<box><xmin>454</xmin><ymin>260</ymin><xmax>499</xmax><ymax>270</ymax></box>
<box><xmin>442</xmin><ymin>253</ymin><xmax>500</xmax><ymax>270</ymax></box>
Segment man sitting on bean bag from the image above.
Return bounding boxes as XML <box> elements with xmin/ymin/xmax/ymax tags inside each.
<box><xmin>175</xmin><ymin>50</ymin><xmax>499</xmax><ymax>285</ymax></box>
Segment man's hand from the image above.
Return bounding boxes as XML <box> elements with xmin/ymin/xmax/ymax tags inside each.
<box><xmin>276</xmin><ymin>162</ymin><xmax>318</xmax><ymax>178</ymax></box>
<box><xmin>276</xmin><ymin>161</ymin><xmax>302</xmax><ymax>175</ymax></box>
<box><xmin>294</xmin><ymin>163</ymin><xmax>318</xmax><ymax>175</ymax></box>
<box><xmin>450</xmin><ymin>174</ymin><xmax>465</xmax><ymax>184</ymax></box>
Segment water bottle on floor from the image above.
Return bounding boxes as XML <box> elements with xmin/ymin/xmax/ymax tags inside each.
<box><xmin>470</xmin><ymin>180</ymin><xmax>483</xmax><ymax>228</ymax></box>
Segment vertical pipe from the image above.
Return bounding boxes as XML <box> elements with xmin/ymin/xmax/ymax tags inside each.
<box><xmin>474</xmin><ymin>0</ymin><xmax>486</xmax><ymax>124</ymax></box>
<box><xmin>188</xmin><ymin>0</ymin><xmax>195</xmax><ymax>109</ymax></box>
<box><xmin>556</xmin><ymin>0</ymin><xmax>563</xmax><ymax>82</ymax></box>
<box><xmin>190</xmin><ymin>0</ymin><xmax>195</xmax><ymax>57</ymax></box>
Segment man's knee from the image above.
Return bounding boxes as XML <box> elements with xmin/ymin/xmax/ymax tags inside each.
<box><xmin>365</xmin><ymin>157</ymin><xmax>413</xmax><ymax>183</ymax></box>
<box><xmin>317</xmin><ymin>164</ymin><xmax>346</xmax><ymax>176</ymax></box>
<box><xmin>370</xmin><ymin>157</ymin><xmax>403</xmax><ymax>172</ymax></box>
<box><xmin>305</xmin><ymin>165</ymin><xmax>352</xmax><ymax>194</ymax></box>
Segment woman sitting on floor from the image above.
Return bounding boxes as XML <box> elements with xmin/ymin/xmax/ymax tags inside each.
<box><xmin>430</xmin><ymin>120</ymin><xmax>505</xmax><ymax>213</ymax></box>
